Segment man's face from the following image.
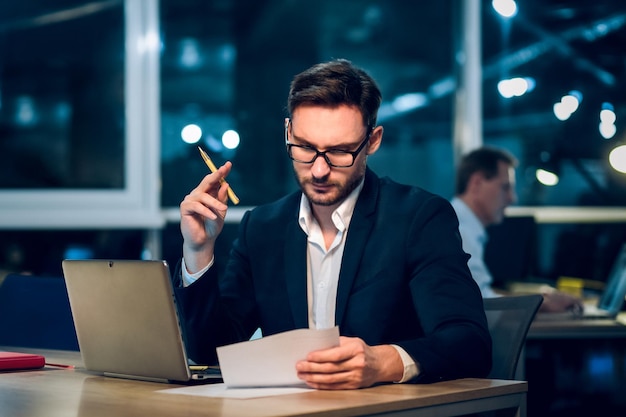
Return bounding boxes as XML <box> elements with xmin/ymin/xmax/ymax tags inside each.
<box><xmin>474</xmin><ymin>160</ymin><xmax>517</xmax><ymax>226</ymax></box>
<box><xmin>287</xmin><ymin>105</ymin><xmax>374</xmax><ymax>209</ymax></box>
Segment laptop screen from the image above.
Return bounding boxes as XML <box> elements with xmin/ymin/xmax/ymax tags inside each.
<box><xmin>62</xmin><ymin>259</ymin><xmax>193</xmax><ymax>382</ymax></box>
<box><xmin>598</xmin><ymin>243</ymin><xmax>626</xmax><ymax>316</ymax></box>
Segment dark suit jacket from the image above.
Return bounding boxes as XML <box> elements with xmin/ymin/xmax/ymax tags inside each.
<box><xmin>174</xmin><ymin>168</ymin><xmax>491</xmax><ymax>383</ymax></box>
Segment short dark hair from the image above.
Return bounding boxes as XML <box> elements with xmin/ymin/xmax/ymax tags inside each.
<box><xmin>287</xmin><ymin>59</ymin><xmax>382</xmax><ymax>129</ymax></box>
<box><xmin>455</xmin><ymin>146</ymin><xmax>518</xmax><ymax>195</ymax></box>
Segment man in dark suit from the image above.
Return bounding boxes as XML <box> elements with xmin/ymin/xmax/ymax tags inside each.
<box><xmin>176</xmin><ymin>59</ymin><xmax>491</xmax><ymax>389</ymax></box>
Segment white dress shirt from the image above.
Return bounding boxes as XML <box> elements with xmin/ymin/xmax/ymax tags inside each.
<box><xmin>297</xmin><ymin>184</ymin><xmax>358</xmax><ymax>330</ymax></box>
<box><xmin>450</xmin><ymin>197</ymin><xmax>500</xmax><ymax>298</ymax></box>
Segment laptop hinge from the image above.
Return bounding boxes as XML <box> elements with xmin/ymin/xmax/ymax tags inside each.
<box><xmin>103</xmin><ymin>372</ymin><xmax>170</xmax><ymax>384</ymax></box>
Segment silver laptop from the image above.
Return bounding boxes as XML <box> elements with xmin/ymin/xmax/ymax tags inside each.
<box><xmin>61</xmin><ymin>259</ymin><xmax>221</xmax><ymax>383</ymax></box>
<box><xmin>536</xmin><ymin>243</ymin><xmax>626</xmax><ymax>320</ymax></box>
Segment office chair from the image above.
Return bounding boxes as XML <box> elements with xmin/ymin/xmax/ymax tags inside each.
<box><xmin>0</xmin><ymin>273</ymin><xmax>79</xmax><ymax>350</ymax></box>
<box><xmin>473</xmin><ymin>294</ymin><xmax>543</xmax><ymax>417</ymax></box>
<box><xmin>484</xmin><ymin>294</ymin><xmax>543</xmax><ymax>380</ymax></box>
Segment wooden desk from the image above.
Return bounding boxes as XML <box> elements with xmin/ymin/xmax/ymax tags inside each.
<box><xmin>0</xmin><ymin>348</ymin><xmax>527</xmax><ymax>417</ymax></box>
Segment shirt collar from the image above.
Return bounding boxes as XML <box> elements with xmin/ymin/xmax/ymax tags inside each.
<box><xmin>298</xmin><ymin>179</ymin><xmax>365</xmax><ymax>235</ymax></box>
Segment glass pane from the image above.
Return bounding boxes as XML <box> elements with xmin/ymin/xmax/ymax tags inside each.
<box><xmin>482</xmin><ymin>1</ymin><xmax>626</xmax><ymax>207</ymax></box>
<box><xmin>0</xmin><ymin>229</ymin><xmax>144</xmax><ymax>277</ymax></box>
<box><xmin>0</xmin><ymin>1</ymin><xmax>125</xmax><ymax>189</ymax></box>
<box><xmin>159</xmin><ymin>0</ymin><xmax>455</xmax><ymax>207</ymax></box>
<box><xmin>159</xmin><ymin>1</ymin><xmax>626</xmax><ymax>209</ymax></box>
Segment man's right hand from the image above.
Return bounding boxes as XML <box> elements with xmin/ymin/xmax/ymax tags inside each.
<box><xmin>180</xmin><ymin>161</ymin><xmax>233</xmax><ymax>274</ymax></box>
<box><xmin>540</xmin><ymin>288</ymin><xmax>584</xmax><ymax>313</ymax></box>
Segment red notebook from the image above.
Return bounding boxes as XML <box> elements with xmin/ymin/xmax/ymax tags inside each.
<box><xmin>0</xmin><ymin>351</ymin><xmax>46</xmax><ymax>371</ymax></box>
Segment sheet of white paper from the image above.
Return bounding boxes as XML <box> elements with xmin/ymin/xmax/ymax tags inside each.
<box><xmin>216</xmin><ymin>326</ymin><xmax>339</xmax><ymax>387</ymax></box>
<box><xmin>160</xmin><ymin>383</ymin><xmax>314</xmax><ymax>399</ymax></box>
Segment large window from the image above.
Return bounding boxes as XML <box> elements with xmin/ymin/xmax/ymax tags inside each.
<box><xmin>0</xmin><ymin>0</ymin><xmax>161</xmax><ymax>228</ymax></box>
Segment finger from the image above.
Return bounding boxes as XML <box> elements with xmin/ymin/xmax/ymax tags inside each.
<box><xmin>296</xmin><ymin>359</ymin><xmax>344</xmax><ymax>374</ymax></box>
<box><xmin>194</xmin><ymin>160</ymin><xmax>233</xmax><ymax>192</ymax></box>
<box><xmin>297</xmin><ymin>369</ymin><xmax>362</xmax><ymax>390</ymax></box>
<box><xmin>180</xmin><ymin>200</ymin><xmax>223</xmax><ymax>223</ymax></box>
<box><xmin>306</xmin><ymin>336</ymin><xmax>361</xmax><ymax>363</ymax></box>
<box><xmin>305</xmin><ymin>348</ymin><xmax>347</xmax><ymax>364</ymax></box>
<box><xmin>180</xmin><ymin>193</ymin><xmax>228</xmax><ymax>220</ymax></box>
<box><xmin>194</xmin><ymin>173</ymin><xmax>224</xmax><ymax>197</ymax></box>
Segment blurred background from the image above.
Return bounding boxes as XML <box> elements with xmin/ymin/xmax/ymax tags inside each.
<box><xmin>1</xmin><ymin>0</ymin><xmax>625</xmax><ymax>285</ymax></box>
<box><xmin>2</xmin><ymin>2</ymin><xmax>626</xmax><ymax>415</ymax></box>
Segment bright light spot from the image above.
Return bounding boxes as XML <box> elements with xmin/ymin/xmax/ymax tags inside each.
<box><xmin>492</xmin><ymin>0</ymin><xmax>518</xmax><ymax>18</ymax></box>
<box><xmin>599</xmin><ymin>122</ymin><xmax>617</xmax><ymax>139</ymax></box>
<box><xmin>497</xmin><ymin>77</ymin><xmax>534</xmax><ymax>98</ymax></box>
<box><xmin>181</xmin><ymin>124</ymin><xmax>202</xmax><ymax>144</ymax></box>
<box><xmin>553</xmin><ymin>92</ymin><xmax>583</xmax><ymax>121</ymax></box>
<box><xmin>536</xmin><ymin>168</ymin><xmax>559</xmax><ymax>186</ymax></box>
<box><xmin>497</xmin><ymin>80</ymin><xmax>513</xmax><ymax>98</ymax></box>
<box><xmin>609</xmin><ymin>145</ymin><xmax>626</xmax><ymax>173</ymax></box>
<box><xmin>553</xmin><ymin>102</ymin><xmax>571</xmax><ymax>121</ymax></box>
<box><xmin>599</xmin><ymin>103</ymin><xmax>617</xmax><ymax>139</ymax></box>
<box><xmin>561</xmin><ymin>95</ymin><xmax>580</xmax><ymax>113</ymax></box>
<box><xmin>222</xmin><ymin>130</ymin><xmax>240</xmax><ymax>149</ymax></box>
<box><xmin>600</xmin><ymin>109</ymin><xmax>616</xmax><ymax>124</ymax></box>
<box><xmin>137</xmin><ymin>30</ymin><xmax>160</xmax><ymax>54</ymax></box>
<box><xmin>392</xmin><ymin>93</ymin><xmax>428</xmax><ymax>112</ymax></box>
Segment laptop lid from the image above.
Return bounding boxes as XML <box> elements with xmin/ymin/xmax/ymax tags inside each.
<box><xmin>596</xmin><ymin>243</ymin><xmax>626</xmax><ymax>317</ymax></box>
<box><xmin>61</xmin><ymin>259</ymin><xmax>193</xmax><ymax>383</ymax></box>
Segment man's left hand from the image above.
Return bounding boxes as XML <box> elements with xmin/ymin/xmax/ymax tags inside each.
<box><xmin>295</xmin><ymin>336</ymin><xmax>404</xmax><ymax>389</ymax></box>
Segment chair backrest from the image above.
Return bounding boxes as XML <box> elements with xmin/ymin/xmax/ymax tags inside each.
<box><xmin>483</xmin><ymin>294</ymin><xmax>543</xmax><ymax>380</ymax></box>
<box><xmin>0</xmin><ymin>274</ymin><xmax>79</xmax><ymax>350</ymax></box>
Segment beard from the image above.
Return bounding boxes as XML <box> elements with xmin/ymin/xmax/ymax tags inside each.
<box><xmin>293</xmin><ymin>159</ymin><xmax>367</xmax><ymax>207</ymax></box>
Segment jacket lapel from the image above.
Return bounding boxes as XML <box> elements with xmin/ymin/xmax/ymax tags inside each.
<box><xmin>284</xmin><ymin>210</ymin><xmax>309</xmax><ymax>329</ymax></box>
<box><xmin>335</xmin><ymin>169</ymin><xmax>379</xmax><ymax>326</ymax></box>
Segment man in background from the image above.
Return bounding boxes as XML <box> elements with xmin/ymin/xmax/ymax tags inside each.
<box><xmin>451</xmin><ymin>146</ymin><xmax>582</xmax><ymax>312</ymax></box>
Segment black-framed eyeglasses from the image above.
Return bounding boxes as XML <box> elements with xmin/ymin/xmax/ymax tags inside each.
<box><xmin>284</xmin><ymin>119</ymin><xmax>372</xmax><ymax>168</ymax></box>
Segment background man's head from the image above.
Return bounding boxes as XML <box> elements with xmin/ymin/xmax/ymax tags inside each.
<box><xmin>455</xmin><ymin>146</ymin><xmax>518</xmax><ymax>226</ymax></box>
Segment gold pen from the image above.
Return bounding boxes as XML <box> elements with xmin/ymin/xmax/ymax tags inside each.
<box><xmin>197</xmin><ymin>146</ymin><xmax>240</xmax><ymax>205</ymax></box>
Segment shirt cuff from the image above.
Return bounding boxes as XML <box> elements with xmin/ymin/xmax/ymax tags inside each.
<box><xmin>181</xmin><ymin>257</ymin><xmax>213</xmax><ymax>287</ymax></box>
<box><xmin>391</xmin><ymin>344</ymin><xmax>419</xmax><ymax>383</ymax></box>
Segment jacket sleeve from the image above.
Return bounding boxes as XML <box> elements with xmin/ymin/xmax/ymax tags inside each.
<box><xmin>172</xmin><ymin>211</ymin><xmax>260</xmax><ymax>365</ymax></box>
<box><xmin>398</xmin><ymin>195</ymin><xmax>492</xmax><ymax>382</ymax></box>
